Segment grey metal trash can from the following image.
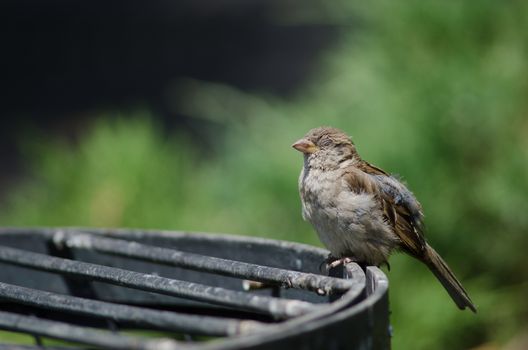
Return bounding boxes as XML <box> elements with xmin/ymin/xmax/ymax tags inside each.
<box><xmin>0</xmin><ymin>228</ymin><xmax>391</xmax><ymax>349</ymax></box>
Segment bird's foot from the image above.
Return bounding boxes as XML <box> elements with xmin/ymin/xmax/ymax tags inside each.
<box><xmin>328</xmin><ymin>257</ymin><xmax>355</xmax><ymax>268</ymax></box>
<box><xmin>325</xmin><ymin>254</ymin><xmax>356</xmax><ymax>269</ymax></box>
<box><xmin>320</xmin><ymin>254</ymin><xmax>357</xmax><ymax>273</ymax></box>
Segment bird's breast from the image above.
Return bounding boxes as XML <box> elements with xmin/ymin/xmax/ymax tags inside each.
<box><xmin>299</xmin><ymin>168</ymin><xmax>339</xmax><ymax>217</ymax></box>
<box><xmin>299</xmin><ymin>167</ymin><xmax>397</xmax><ymax>263</ymax></box>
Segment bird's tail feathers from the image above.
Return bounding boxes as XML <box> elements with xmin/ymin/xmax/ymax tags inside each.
<box><xmin>423</xmin><ymin>244</ymin><xmax>477</xmax><ymax>313</ymax></box>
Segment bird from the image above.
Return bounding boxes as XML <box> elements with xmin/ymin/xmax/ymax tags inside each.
<box><xmin>292</xmin><ymin>126</ymin><xmax>476</xmax><ymax>312</ymax></box>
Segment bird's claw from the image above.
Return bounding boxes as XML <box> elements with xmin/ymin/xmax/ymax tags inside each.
<box><xmin>328</xmin><ymin>257</ymin><xmax>355</xmax><ymax>268</ymax></box>
<box><xmin>320</xmin><ymin>255</ymin><xmax>358</xmax><ymax>273</ymax></box>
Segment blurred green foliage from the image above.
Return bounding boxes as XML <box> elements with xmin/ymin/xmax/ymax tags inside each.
<box><xmin>2</xmin><ymin>1</ymin><xmax>528</xmax><ymax>349</ymax></box>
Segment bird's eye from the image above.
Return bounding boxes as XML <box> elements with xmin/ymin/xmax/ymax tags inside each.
<box><xmin>320</xmin><ymin>138</ymin><xmax>332</xmax><ymax>147</ymax></box>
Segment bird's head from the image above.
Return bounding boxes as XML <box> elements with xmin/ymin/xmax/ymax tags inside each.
<box><xmin>292</xmin><ymin>127</ymin><xmax>358</xmax><ymax>169</ymax></box>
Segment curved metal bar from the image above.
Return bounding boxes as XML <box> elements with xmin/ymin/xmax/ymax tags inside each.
<box><xmin>0</xmin><ymin>245</ymin><xmax>316</xmax><ymax>319</ymax></box>
<box><xmin>0</xmin><ymin>311</ymin><xmax>181</xmax><ymax>350</ymax></box>
<box><xmin>0</xmin><ymin>282</ymin><xmax>263</xmax><ymax>336</ymax></box>
<box><xmin>0</xmin><ymin>228</ymin><xmax>390</xmax><ymax>350</ymax></box>
<box><xmin>198</xmin><ymin>266</ymin><xmax>389</xmax><ymax>350</ymax></box>
<box><xmin>50</xmin><ymin>230</ymin><xmax>353</xmax><ymax>295</ymax></box>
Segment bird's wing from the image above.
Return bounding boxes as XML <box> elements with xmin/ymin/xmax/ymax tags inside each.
<box><xmin>345</xmin><ymin>161</ymin><xmax>426</xmax><ymax>257</ymax></box>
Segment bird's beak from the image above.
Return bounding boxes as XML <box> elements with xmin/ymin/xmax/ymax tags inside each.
<box><xmin>292</xmin><ymin>139</ymin><xmax>318</xmax><ymax>154</ymax></box>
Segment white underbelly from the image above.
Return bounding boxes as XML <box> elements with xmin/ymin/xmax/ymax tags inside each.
<box><xmin>302</xmin><ymin>181</ymin><xmax>397</xmax><ymax>265</ymax></box>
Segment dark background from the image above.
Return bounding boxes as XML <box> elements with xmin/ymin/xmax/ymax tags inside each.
<box><xmin>0</xmin><ymin>0</ymin><xmax>337</xmax><ymax>189</ymax></box>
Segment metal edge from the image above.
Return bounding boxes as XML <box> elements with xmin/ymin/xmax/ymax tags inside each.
<box><xmin>0</xmin><ymin>228</ymin><xmax>389</xmax><ymax>350</ymax></box>
<box><xmin>197</xmin><ymin>266</ymin><xmax>388</xmax><ymax>350</ymax></box>
<box><xmin>0</xmin><ymin>227</ymin><xmax>331</xmax><ymax>258</ymax></box>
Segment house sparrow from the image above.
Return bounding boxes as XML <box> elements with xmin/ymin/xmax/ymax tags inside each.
<box><xmin>292</xmin><ymin>126</ymin><xmax>476</xmax><ymax>312</ymax></box>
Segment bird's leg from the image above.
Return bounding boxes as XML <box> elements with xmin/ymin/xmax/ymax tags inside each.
<box><xmin>328</xmin><ymin>257</ymin><xmax>355</xmax><ymax>268</ymax></box>
<box><xmin>323</xmin><ymin>254</ymin><xmax>357</xmax><ymax>269</ymax></box>
<box><xmin>320</xmin><ymin>254</ymin><xmax>364</xmax><ymax>274</ymax></box>
<box><xmin>320</xmin><ymin>254</ymin><xmax>338</xmax><ymax>273</ymax></box>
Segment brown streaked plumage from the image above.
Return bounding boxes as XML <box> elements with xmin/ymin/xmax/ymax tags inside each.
<box><xmin>292</xmin><ymin>126</ymin><xmax>476</xmax><ymax>312</ymax></box>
